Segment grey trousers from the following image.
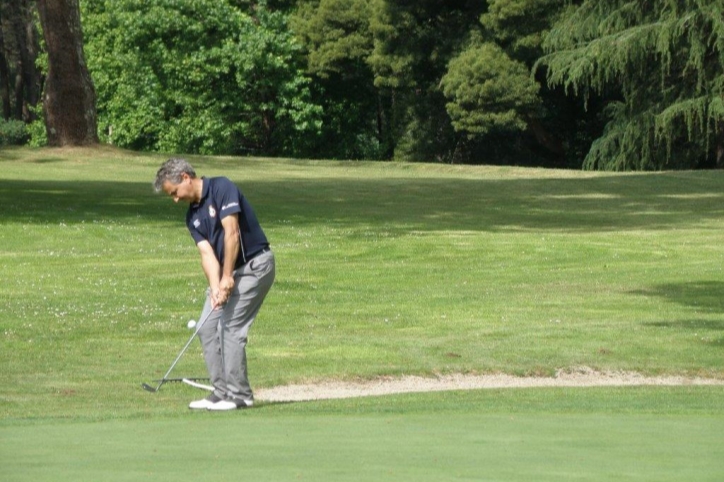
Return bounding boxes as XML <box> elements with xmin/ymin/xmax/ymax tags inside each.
<box><xmin>197</xmin><ymin>250</ymin><xmax>275</xmax><ymax>401</ymax></box>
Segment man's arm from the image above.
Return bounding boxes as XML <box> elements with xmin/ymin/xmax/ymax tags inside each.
<box><xmin>217</xmin><ymin>213</ymin><xmax>241</xmax><ymax>306</ymax></box>
<box><xmin>197</xmin><ymin>240</ymin><xmax>222</xmax><ymax>308</ymax></box>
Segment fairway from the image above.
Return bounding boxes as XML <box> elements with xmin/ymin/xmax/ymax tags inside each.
<box><xmin>1</xmin><ymin>147</ymin><xmax>723</xmax><ymax>480</ymax></box>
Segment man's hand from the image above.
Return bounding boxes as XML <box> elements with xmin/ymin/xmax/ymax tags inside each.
<box><xmin>214</xmin><ymin>214</ymin><xmax>241</xmax><ymax>307</ymax></box>
<box><xmin>215</xmin><ymin>274</ymin><xmax>236</xmax><ymax>307</ymax></box>
<box><xmin>197</xmin><ymin>214</ymin><xmax>240</xmax><ymax>309</ymax></box>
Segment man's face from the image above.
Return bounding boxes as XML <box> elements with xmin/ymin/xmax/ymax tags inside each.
<box><xmin>162</xmin><ymin>173</ymin><xmax>194</xmax><ymax>203</ymax></box>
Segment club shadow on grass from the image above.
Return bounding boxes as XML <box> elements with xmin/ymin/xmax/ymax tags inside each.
<box><xmin>2</xmin><ymin>170</ymin><xmax>724</xmax><ymax>234</ymax></box>
<box><xmin>253</xmin><ymin>400</ymin><xmax>297</xmax><ymax>409</ymax></box>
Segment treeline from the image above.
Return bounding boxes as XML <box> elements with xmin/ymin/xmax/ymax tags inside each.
<box><xmin>2</xmin><ymin>0</ymin><xmax>723</xmax><ymax>170</ymax></box>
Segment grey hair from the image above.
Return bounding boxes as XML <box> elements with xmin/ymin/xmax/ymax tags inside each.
<box><xmin>153</xmin><ymin>158</ymin><xmax>196</xmax><ymax>192</ymax></box>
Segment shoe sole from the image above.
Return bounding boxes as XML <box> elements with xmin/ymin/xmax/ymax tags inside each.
<box><xmin>206</xmin><ymin>401</ymin><xmax>253</xmax><ymax>411</ymax></box>
<box><xmin>189</xmin><ymin>398</ymin><xmax>222</xmax><ymax>410</ymax></box>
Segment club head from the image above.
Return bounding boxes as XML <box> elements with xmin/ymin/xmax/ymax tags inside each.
<box><xmin>141</xmin><ymin>382</ymin><xmax>159</xmax><ymax>393</ymax></box>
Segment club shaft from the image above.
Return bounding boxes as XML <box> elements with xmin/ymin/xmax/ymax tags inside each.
<box><xmin>152</xmin><ymin>308</ymin><xmax>216</xmax><ymax>390</ymax></box>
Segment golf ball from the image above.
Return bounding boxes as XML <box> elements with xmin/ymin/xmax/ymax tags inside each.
<box><xmin>187</xmin><ymin>319</ymin><xmax>197</xmax><ymax>329</ymax></box>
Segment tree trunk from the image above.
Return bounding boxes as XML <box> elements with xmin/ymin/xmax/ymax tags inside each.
<box><xmin>717</xmin><ymin>123</ymin><xmax>724</xmax><ymax>168</ymax></box>
<box><xmin>37</xmin><ymin>0</ymin><xmax>98</xmax><ymax>146</ymax></box>
<box><xmin>20</xmin><ymin>0</ymin><xmax>41</xmax><ymax>121</ymax></box>
<box><xmin>0</xmin><ymin>28</ymin><xmax>11</xmax><ymax>120</ymax></box>
<box><xmin>525</xmin><ymin>116</ymin><xmax>565</xmax><ymax>158</ymax></box>
<box><xmin>1</xmin><ymin>0</ymin><xmax>42</xmax><ymax>122</ymax></box>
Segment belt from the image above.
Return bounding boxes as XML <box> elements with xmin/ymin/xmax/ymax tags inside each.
<box><xmin>233</xmin><ymin>248</ymin><xmax>271</xmax><ymax>276</ymax></box>
<box><xmin>246</xmin><ymin>247</ymin><xmax>270</xmax><ymax>262</ymax></box>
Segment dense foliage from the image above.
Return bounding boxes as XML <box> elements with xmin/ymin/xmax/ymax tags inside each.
<box><xmin>291</xmin><ymin>0</ymin><xmax>382</xmax><ymax>159</ymax></box>
<box><xmin>4</xmin><ymin>0</ymin><xmax>723</xmax><ymax>169</ymax></box>
<box><xmin>293</xmin><ymin>0</ymin><xmax>601</xmax><ymax>166</ymax></box>
<box><xmin>82</xmin><ymin>0</ymin><xmax>321</xmax><ymax>155</ymax></box>
<box><xmin>540</xmin><ymin>0</ymin><xmax>724</xmax><ymax>170</ymax></box>
<box><xmin>0</xmin><ymin>119</ymin><xmax>29</xmax><ymax>146</ymax></box>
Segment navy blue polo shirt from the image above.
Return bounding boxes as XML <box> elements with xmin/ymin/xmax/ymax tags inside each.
<box><xmin>186</xmin><ymin>177</ymin><xmax>269</xmax><ymax>270</ymax></box>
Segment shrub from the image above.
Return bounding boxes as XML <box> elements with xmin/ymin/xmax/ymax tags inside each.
<box><xmin>0</xmin><ymin>119</ymin><xmax>29</xmax><ymax>146</ymax></box>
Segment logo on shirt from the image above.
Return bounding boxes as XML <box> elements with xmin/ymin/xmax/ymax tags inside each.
<box><xmin>222</xmin><ymin>202</ymin><xmax>239</xmax><ymax>210</ymax></box>
<box><xmin>193</xmin><ymin>218</ymin><xmax>201</xmax><ymax>228</ymax></box>
<box><xmin>209</xmin><ymin>206</ymin><xmax>217</xmax><ymax>218</ymax></box>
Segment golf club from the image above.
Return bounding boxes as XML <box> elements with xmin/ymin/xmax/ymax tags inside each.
<box><xmin>182</xmin><ymin>378</ymin><xmax>214</xmax><ymax>391</ymax></box>
<box><xmin>141</xmin><ymin>308</ymin><xmax>215</xmax><ymax>393</ymax></box>
<box><xmin>151</xmin><ymin>377</ymin><xmax>210</xmax><ymax>383</ymax></box>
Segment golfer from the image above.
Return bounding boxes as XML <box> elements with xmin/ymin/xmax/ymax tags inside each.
<box><xmin>154</xmin><ymin>158</ymin><xmax>275</xmax><ymax>410</ymax></box>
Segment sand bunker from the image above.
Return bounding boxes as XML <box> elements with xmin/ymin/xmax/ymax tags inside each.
<box><xmin>256</xmin><ymin>367</ymin><xmax>724</xmax><ymax>402</ymax></box>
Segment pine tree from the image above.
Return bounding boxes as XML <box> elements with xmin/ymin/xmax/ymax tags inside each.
<box><xmin>441</xmin><ymin>0</ymin><xmax>582</xmax><ymax>166</ymax></box>
<box><xmin>540</xmin><ymin>0</ymin><xmax>724</xmax><ymax>170</ymax></box>
<box><xmin>291</xmin><ymin>0</ymin><xmax>384</xmax><ymax>159</ymax></box>
<box><xmin>441</xmin><ymin>42</ymin><xmax>541</xmax><ymax>136</ymax></box>
<box><xmin>367</xmin><ymin>0</ymin><xmax>486</xmax><ymax>162</ymax></box>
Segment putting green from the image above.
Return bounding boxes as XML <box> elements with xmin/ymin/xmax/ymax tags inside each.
<box><xmin>3</xmin><ymin>396</ymin><xmax>723</xmax><ymax>482</ymax></box>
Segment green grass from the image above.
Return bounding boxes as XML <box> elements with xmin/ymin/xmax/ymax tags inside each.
<box><xmin>1</xmin><ymin>146</ymin><xmax>723</xmax><ymax>480</ymax></box>
<box><xmin>3</xmin><ymin>388</ymin><xmax>724</xmax><ymax>481</ymax></box>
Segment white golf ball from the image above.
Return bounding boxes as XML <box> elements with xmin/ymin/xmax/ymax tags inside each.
<box><xmin>187</xmin><ymin>319</ymin><xmax>197</xmax><ymax>329</ymax></box>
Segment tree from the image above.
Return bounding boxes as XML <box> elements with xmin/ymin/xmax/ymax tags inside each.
<box><xmin>540</xmin><ymin>0</ymin><xmax>724</xmax><ymax>170</ymax></box>
<box><xmin>368</xmin><ymin>0</ymin><xmax>487</xmax><ymax>162</ymax></box>
<box><xmin>82</xmin><ymin>0</ymin><xmax>320</xmax><ymax>156</ymax></box>
<box><xmin>441</xmin><ymin>43</ymin><xmax>542</xmax><ymax>140</ymax></box>
<box><xmin>291</xmin><ymin>0</ymin><xmax>384</xmax><ymax>159</ymax></box>
<box><xmin>440</xmin><ymin>0</ymin><xmax>600</xmax><ymax>167</ymax></box>
<box><xmin>0</xmin><ymin>16</ymin><xmax>11</xmax><ymax>120</ymax></box>
<box><xmin>0</xmin><ymin>0</ymin><xmax>42</xmax><ymax>122</ymax></box>
<box><xmin>37</xmin><ymin>0</ymin><xmax>98</xmax><ymax>146</ymax></box>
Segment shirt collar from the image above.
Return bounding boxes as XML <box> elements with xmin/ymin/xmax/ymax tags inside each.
<box><xmin>192</xmin><ymin>177</ymin><xmax>209</xmax><ymax>208</ymax></box>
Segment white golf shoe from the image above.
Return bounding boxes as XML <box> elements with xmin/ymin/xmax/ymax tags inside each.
<box><xmin>188</xmin><ymin>394</ymin><xmax>223</xmax><ymax>410</ymax></box>
<box><xmin>207</xmin><ymin>398</ymin><xmax>254</xmax><ymax>411</ymax></box>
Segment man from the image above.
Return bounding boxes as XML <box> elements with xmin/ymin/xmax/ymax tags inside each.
<box><xmin>153</xmin><ymin>158</ymin><xmax>275</xmax><ymax>411</ymax></box>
